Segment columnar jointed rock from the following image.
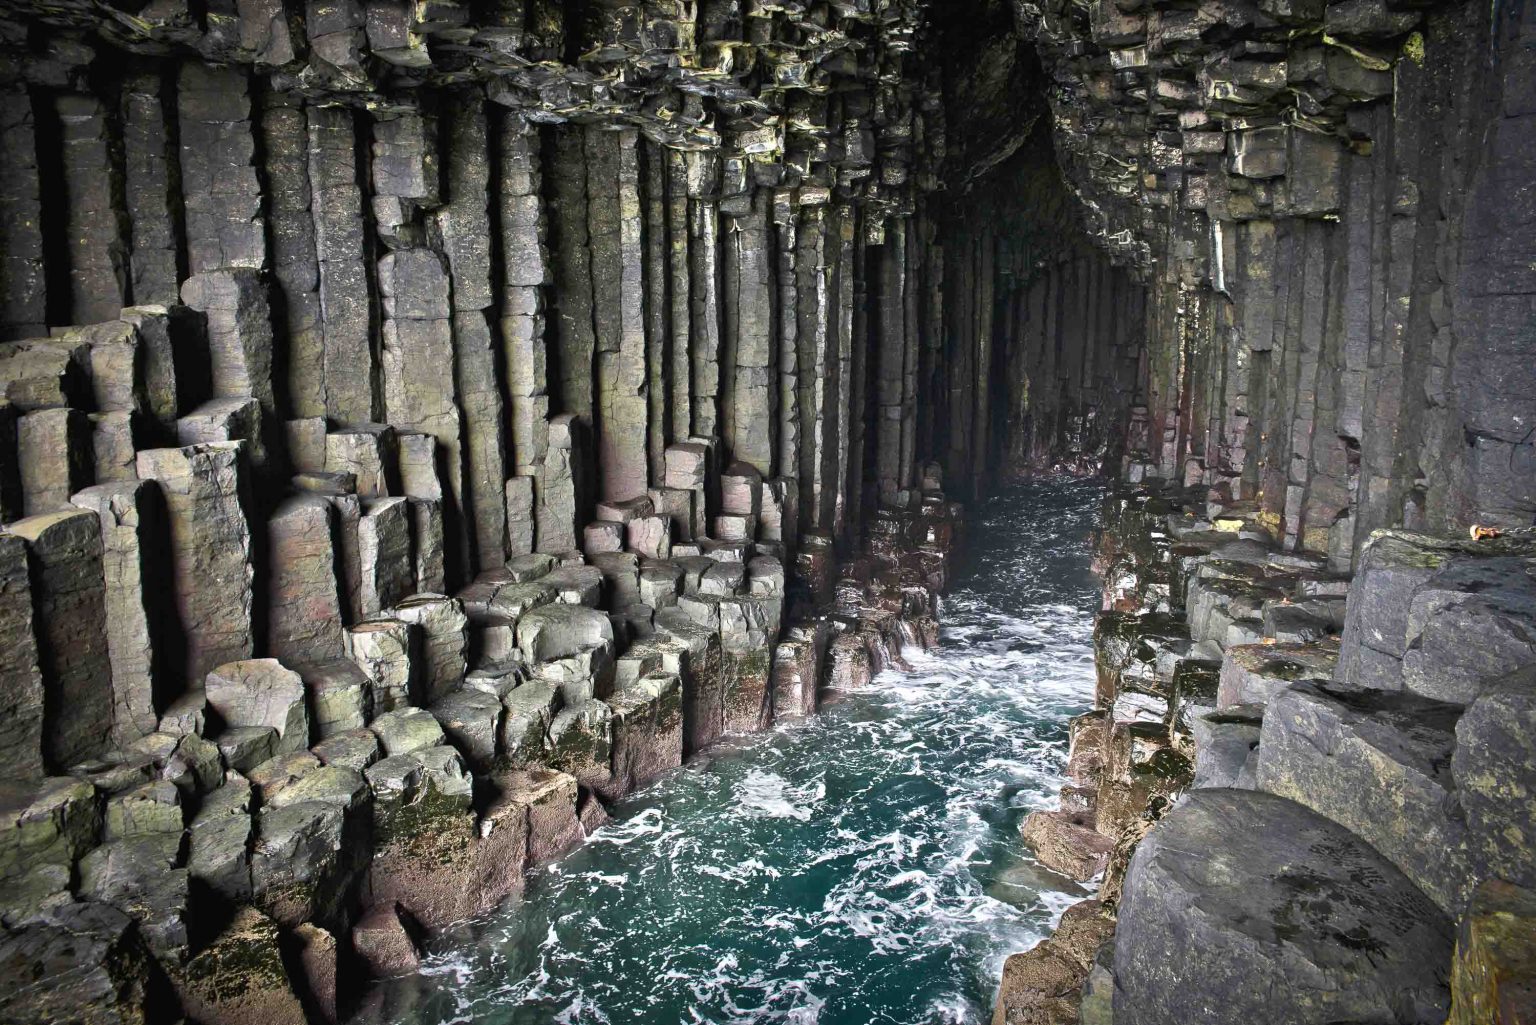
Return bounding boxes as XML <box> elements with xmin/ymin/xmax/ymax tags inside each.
<box><xmin>136</xmin><ymin>443</ymin><xmax>255</xmax><ymax>685</ymax></box>
<box><xmin>7</xmin><ymin>509</ymin><xmax>113</xmax><ymax>769</ymax></box>
<box><xmin>69</xmin><ymin>482</ymin><xmax>165</xmax><ymax>747</ymax></box>
<box><xmin>266</xmin><ymin>495</ymin><xmax>345</xmax><ymax>666</ymax></box>
<box><xmin>389</xmin><ymin>595</ymin><xmax>468</xmax><ymax>704</ymax></box>
<box><xmin>344</xmin><ymin>619</ymin><xmax>418</xmax><ymax>713</ymax></box>
<box><xmin>0</xmin><ymin>535</ymin><xmax>43</xmax><ymax>779</ymax></box>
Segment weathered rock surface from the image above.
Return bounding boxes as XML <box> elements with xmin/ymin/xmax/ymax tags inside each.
<box><xmin>1114</xmin><ymin>789</ymin><xmax>1453</xmax><ymax>1025</ymax></box>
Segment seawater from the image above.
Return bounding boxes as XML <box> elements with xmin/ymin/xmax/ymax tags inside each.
<box><xmin>357</xmin><ymin>479</ymin><xmax>1103</xmax><ymax>1025</ymax></box>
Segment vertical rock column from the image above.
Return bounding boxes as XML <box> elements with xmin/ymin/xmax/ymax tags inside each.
<box><xmin>687</xmin><ymin>152</ymin><xmax>724</xmax><ymax>441</ymax></box>
<box><xmin>497</xmin><ymin>111</ymin><xmax>550</xmax><ymax>557</ymax></box>
<box><xmin>774</xmin><ymin>190</ymin><xmax>799</xmax><ymax>492</ymax></box>
<box><xmin>666</xmin><ymin>150</ymin><xmax>693</xmax><ymax>442</ymax></box>
<box><xmin>136</xmin><ymin>442</ymin><xmax>255</xmax><ymax>687</ymax></box>
<box><xmin>0</xmin><ymin>533</ymin><xmax>44</xmax><ymax>778</ymax></box>
<box><xmin>178</xmin><ymin>63</ymin><xmax>266</xmax><ymax>275</ymax></box>
<box><xmin>436</xmin><ymin>96</ymin><xmax>510</xmax><ymax>575</ymax></box>
<box><xmin>308</xmin><ymin>104</ymin><xmax>376</xmax><ymax>425</ymax></box>
<box><xmin>587</xmin><ymin>127</ymin><xmax>651</xmax><ymax>503</ymax></box>
<box><xmin>260</xmin><ymin>92</ymin><xmax>326</xmax><ymax>420</ymax></box>
<box><xmin>723</xmin><ymin>188</ymin><xmax>775</xmax><ymax>476</ymax></box>
<box><xmin>874</xmin><ymin>220</ymin><xmax>908</xmax><ymax>503</ymax></box>
<box><xmin>265</xmin><ymin>494</ymin><xmax>344</xmax><ymax>666</ymax></box>
<box><xmin>796</xmin><ymin>204</ymin><xmax>836</xmax><ymax>532</ymax></box>
<box><xmin>547</xmin><ymin>126</ymin><xmax>597</xmax><ymax>422</ymax></box>
<box><xmin>377</xmin><ymin>246</ymin><xmax>471</xmax><ymax>576</ymax></box>
<box><xmin>0</xmin><ymin>84</ymin><xmax>46</xmax><ymax>339</ymax></box>
<box><xmin>56</xmin><ymin>92</ymin><xmax>129</xmax><ymax>324</ymax></box>
<box><xmin>70</xmin><ymin>482</ymin><xmax>165</xmax><ymax>747</ymax></box>
<box><xmin>7</xmin><ymin>509</ymin><xmax>113</xmax><ymax>769</ymax></box>
<box><xmin>120</xmin><ymin>67</ymin><xmax>181</xmax><ymax>308</ymax></box>
<box><xmin>537</xmin><ymin>414</ymin><xmax>585</xmax><ymax>555</ymax></box>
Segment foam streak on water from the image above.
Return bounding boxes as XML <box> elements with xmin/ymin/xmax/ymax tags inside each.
<box><xmin>360</xmin><ymin>480</ymin><xmax>1103</xmax><ymax>1025</ymax></box>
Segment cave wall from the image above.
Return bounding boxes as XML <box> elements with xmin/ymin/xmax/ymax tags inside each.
<box><xmin>0</xmin><ymin>3</ymin><xmax>949</xmax><ymax>583</ymax></box>
<box><xmin>983</xmin><ymin>0</ymin><xmax>1536</xmax><ymax>567</ymax></box>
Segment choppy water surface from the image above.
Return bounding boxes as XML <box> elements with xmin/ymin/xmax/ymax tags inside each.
<box><xmin>360</xmin><ymin>479</ymin><xmax>1103</xmax><ymax>1025</ymax></box>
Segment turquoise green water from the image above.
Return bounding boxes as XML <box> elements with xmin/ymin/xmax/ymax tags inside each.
<box><xmin>357</xmin><ymin>479</ymin><xmax>1102</xmax><ymax>1025</ymax></box>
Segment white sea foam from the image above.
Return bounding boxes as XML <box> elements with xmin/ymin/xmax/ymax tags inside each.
<box><xmin>357</xmin><ymin>479</ymin><xmax>1105</xmax><ymax>1025</ymax></box>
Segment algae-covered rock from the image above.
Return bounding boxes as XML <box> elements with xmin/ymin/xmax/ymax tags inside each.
<box><xmin>1021</xmin><ymin>810</ymin><xmax>1115</xmax><ymax>881</ymax></box>
<box><xmin>177</xmin><ymin>905</ymin><xmax>307</xmax><ymax>1025</ymax></box>
<box><xmin>1448</xmin><ymin>879</ymin><xmax>1536</xmax><ymax>1025</ymax></box>
<box><xmin>0</xmin><ymin>775</ymin><xmax>100</xmax><ymax>881</ymax></box>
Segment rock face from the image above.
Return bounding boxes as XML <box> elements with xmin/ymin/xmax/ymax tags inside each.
<box><xmin>1115</xmin><ymin>789</ymin><xmax>1454</xmax><ymax>1025</ymax></box>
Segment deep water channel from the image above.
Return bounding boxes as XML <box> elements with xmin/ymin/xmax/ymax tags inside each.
<box><xmin>358</xmin><ymin>479</ymin><xmax>1103</xmax><ymax>1025</ymax></box>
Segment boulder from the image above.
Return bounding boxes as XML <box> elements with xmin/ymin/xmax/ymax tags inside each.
<box><xmin>389</xmin><ymin>593</ymin><xmax>468</xmax><ymax>703</ymax></box>
<box><xmin>311</xmin><ymin>728</ymin><xmax>383</xmax><ymax>772</ymax></box>
<box><xmin>0</xmin><ymin>776</ymin><xmax>101</xmax><ymax>882</ymax></box>
<box><xmin>369</xmin><ymin>707</ymin><xmax>446</xmax><ymax>756</ymax></box>
<box><xmin>993</xmin><ymin>900</ymin><xmax>1115</xmax><ymax>1025</ymax></box>
<box><xmin>301</xmin><ymin>659</ymin><xmax>374</xmax><ymax>739</ymax></box>
<box><xmin>206</xmin><ymin>658</ymin><xmax>311</xmax><ymax>754</ymax></box>
<box><xmin>344</xmin><ymin>618</ymin><xmax>418</xmax><ymax>713</ymax></box>
<box><xmin>430</xmin><ymin>686</ymin><xmax>503</xmax><ymax>771</ymax></box>
<box><xmin>1257</xmin><ymin>680</ymin><xmax>1469</xmax><ymax>914</ymax></box>
<box><xmin>1401</xmin><ymin>556</ymin><xmax>1536</xmax><ymax>704</ymax></box>
<box><xmin>1189</xmin><ymin>707</ymin><xmax>1261</xmax><ymax>789</ymax></box>
<box><xmin>187</xmin><ymin>777</ymin><xmax>254</xmax><ymax>901</ymax></box>
<box><xmin>216</xmin><ymin>726</ymin><xmax>278</xmax><ymax>772</ymax></box>
<box><xmin>251</xmin><ymin>797</ymin><xmax>358</xmax><ymax>927</ymax></box>
<box><xmin>1452</xmin><ymin>668</ymin><xmax>1536</xmax><ymax>898</ymax></box>
<box><xmin>499</xmin><ymin>681</ymin><xmax>559</xmax><ymax>766</ymax></box>
<box><xmin>1215</xmin><ymin>640</ymin><xmax>1336</xmax><ymax>708</ymax></box>
<box><xmin>517</xmin><ymin>603</ymin><xmax>614</xmax><ymax>663</ymax></box>
<box><xmin>543</xmin><ymin>564</ymin><xmax>604</xmax><ymax>607</ymax></box>
<box><xmin>78</xmin><ymin>838</ymin><xmax>190</xmax><ymax>958</ymax></box>
<box><xmin>1114</xmin><ymin>788</ymin><xmax>1453</xmax><ymax>1025</ymax></box>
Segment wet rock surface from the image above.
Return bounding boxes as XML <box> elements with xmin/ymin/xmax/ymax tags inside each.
<box><xmin>1115</xmin><ymin>789</ymin><xmax>1454</xmax><ymax>1025</ymax></box>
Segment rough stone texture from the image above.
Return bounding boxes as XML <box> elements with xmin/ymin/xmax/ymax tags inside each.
<box><xmin>1114</xmin><ymin>789</ymin><xmax>1453</xmax><ymax>1025</ymax></box>
<box><xmin>1257</xmin><ymin>680</ymin><xmax>1470</xmax><ymax>914</ymax></box>
<box><xmin>0</xmin><ymin>534</ymin><xmax>44</xmax><ymax>778</ymax></box>
<box><xmin>345</xmin><ymin>619</ymin><xmax>418</xmax><ymax>712</ymax></box>
<box><xmin>7</xmin><ymin>509</ymin><xmax>113</xmax><ymax>768</ymax></box>
<box><xmin>0</xmin><ymin>901</ymin><xmax>175</xmax><ymax>1025</ymax></box>
<box><xmin>206</xmin><ymin>659</ymin><xmax>311</xmax><ymax>756</ymax></box>
<box><xmin>390</xmin><ymin>594</ymin><xmax>468</xmax><ymax>704</ymax></box>
<box><xmin>136</xmin><ymin>443</ymin><xmax>255</xmax><ymax>685</ymax></box>
<box><xmin>1448</xmin><ymin>880</ymin><xmax>1536</xmax><ymax>1025</ymax></box>
<box><xmin>1452</xmin><ymin>668</ymin><xmax>1536</xmax><ymax>900</ymax></box>
<box><xmin>68</xmin><ymin>483</ymin><xmax>165</xmax><ymax>747</ymax></box>
<box><xmin>266</xmin><ymin>495</ymin><xmax>344</xmax><ymax>666</ymax></box>
<box><xmin>177</xmin><ymin>906</ymin><xmax>307</xmax><ymax>1025</ymax></box>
